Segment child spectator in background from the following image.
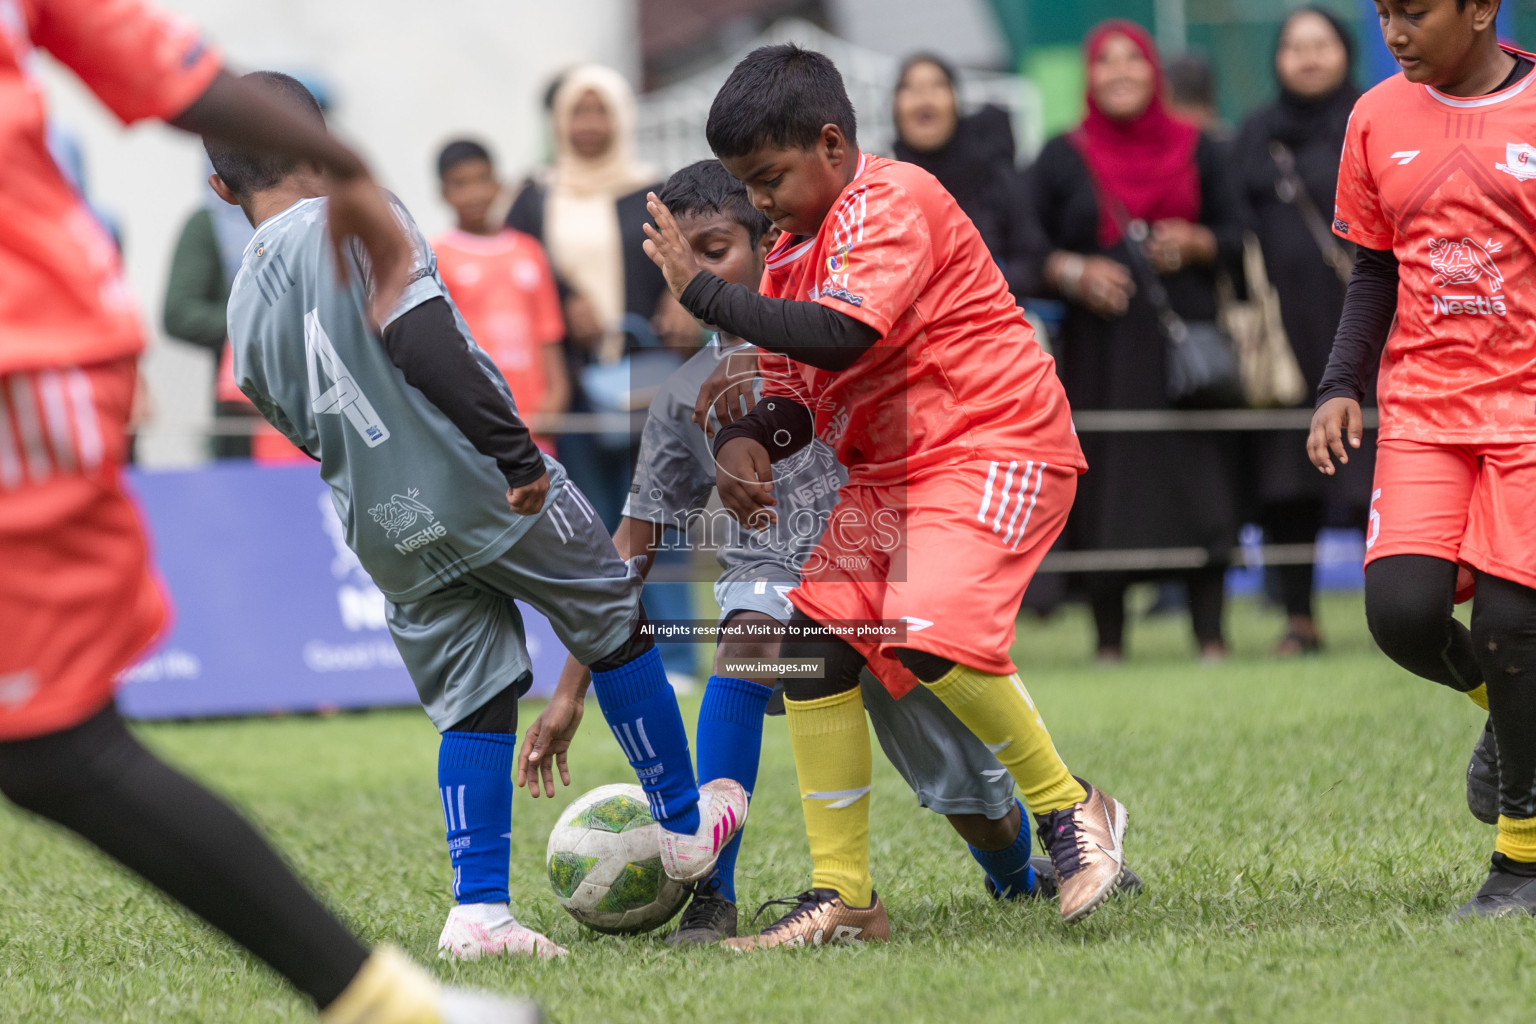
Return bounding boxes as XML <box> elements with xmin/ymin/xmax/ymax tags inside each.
<box><xmin>434</xmin><ymin>140</ymin><xmax>570</xmax><ymax>453</ymax></box>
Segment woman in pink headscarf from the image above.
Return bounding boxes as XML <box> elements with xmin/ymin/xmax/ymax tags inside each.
<box><xmin>1024</xmin><ymin>20</ymin><xmax>1245</xmax><ymax>662</ymax></box>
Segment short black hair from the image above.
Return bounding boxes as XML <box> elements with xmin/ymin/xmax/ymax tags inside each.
<box><xmin>204</xmin><ymin>72</ymin><xmax>325</xmax><ymax>198</ymax></box>
<box><xmin>658</xmin><ymin>160</ymin><xmax>772</xmax><ymax>246</ymax></box>
<box><xmin>705</xmin><ymin>44</ymin><xmax>857</xmax><ymax>159</ymax></box>
<box><xmin>437</xmin><ymin>139</ymin><xmax>494</xmax><ymax>179</ymax></box>
<box><xmin>1166</xmin><ymin>53</ymin><xmax>1215</xmax><ymax>110</ymax></box>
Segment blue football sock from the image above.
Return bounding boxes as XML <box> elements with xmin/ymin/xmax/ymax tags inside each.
<box><xmin>695</xmin><ymin>675</ymin><xmax>773</xmax><ymax>902</ymax></box>
<box><xmin>969</xmin><ymin>799</ymin><xmax>1037</xmax><ymax>899</ymax></box>
<box><xmin>437</xmin><ymin>731</ymin><xmax>516</xmax><ymax>905</ymax></box>
<box><xmin>590</xmin><ymin>645</ymin><xmax>700</xmax><ymax>834</ymax></box>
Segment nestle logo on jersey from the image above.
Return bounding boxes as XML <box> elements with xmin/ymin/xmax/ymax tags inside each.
<box><xmin>1428</xmin><ymin>237</ymin><xmax>1506</xmax><ymax>317</ymax></box>
<box><xmin>394</xmin><ymin>520</ymin><xmax>447</xmax><ymax>554</ymax></box>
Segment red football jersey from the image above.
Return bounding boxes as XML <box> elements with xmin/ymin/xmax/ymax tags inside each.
<box><xmin>760</xmin><ymin>154</ymin><xmax>1083</xmax><ymax>484</ymax></box>
<box><xmin>432</xmin><ymin>228</ymin><xmax>563</xmax><ymax>423</ymax></box>
<box><xmin>0</xmin><ymin>0</ymin><xmax>221</xmax><ymax>375</ymax></box>
<box><xmin>1334</xmin><ymin>50</ymin><xmax>1536</xmax><ymax>444</ymax></box>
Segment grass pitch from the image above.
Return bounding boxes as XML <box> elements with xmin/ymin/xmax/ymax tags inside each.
<box><xmin>3</xmin><ymin>590</ymin><xmax>1533</xmax><ymax>1023</ymax></box>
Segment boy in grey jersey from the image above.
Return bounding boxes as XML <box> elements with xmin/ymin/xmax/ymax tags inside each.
<box><xmin>521</xmin><ymin>161</ymin><xmax>1141</xmax><ymax>945</ymax></box>
<box><xmin>210</xmin><ymin>74</ymin><xmax>746</xmax><ymax>964</ymax></box>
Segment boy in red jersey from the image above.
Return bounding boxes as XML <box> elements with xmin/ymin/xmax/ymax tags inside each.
<box><xmin>0</xmin><ymin>1</ymin><xmax>532</xmax><ymax>1019</ymax></box>
<box><xmin>1310</xmin><ymin>0</ymin><xmax>1536</xmax><ymax>917</ymax></box>
<box><xmin>433</xmin><ymin>139</ymin><xmax>570</xmax><ymax>453</ymax></box>
<box><xmin>642</xmin><ymin>44</ymin><xmax>1129</xmax><ymax>945</ymax></box>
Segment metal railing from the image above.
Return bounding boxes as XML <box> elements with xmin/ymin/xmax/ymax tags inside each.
<box><xmin>132</xmin><ymin>406</ymin><xmax>1373</xmax><ymax>575</ymax></box>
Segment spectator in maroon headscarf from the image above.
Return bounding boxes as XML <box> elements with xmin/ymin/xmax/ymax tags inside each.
<box><xmin>1023</xmin><ymin>20</ymin><xmax>1245</xmax><ymax>662</ymax></box>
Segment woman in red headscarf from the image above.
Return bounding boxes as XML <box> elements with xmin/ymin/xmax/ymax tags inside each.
<box><xmin>1024</xmin><ymin>20</ymin><xmax>1245</xmax><ymax>662</ymax></box>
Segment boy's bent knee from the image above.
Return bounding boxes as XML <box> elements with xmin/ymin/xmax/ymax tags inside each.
<box><xmin>781</xmin><ymin>610</ymin><xmax>865</xmax><ymax>702</ymax></box>
<box><xmin>1364</xmin><ymin>555</ymin><xmax>1458</xmax><ymax>660</ymax></box>
<box><xmin>894</xmin><ymin>647</ymin><xmax>956</xmax><ymax>684</ymax></box>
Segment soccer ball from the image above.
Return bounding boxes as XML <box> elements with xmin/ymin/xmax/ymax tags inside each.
<box><xmin>546</xmin><ymin>783</ymin><xmax>688</xmax><ymax>935</ymax></box>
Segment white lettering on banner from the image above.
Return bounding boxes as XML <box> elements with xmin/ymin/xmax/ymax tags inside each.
<box><xmin>337</xmin><ymin>584</ymin><xmax>388</xmax><ymax>631</ymax></box>
<box><xmin>303</xmin><ymin>639</ymin><xmax>405</xmax><ymax>673</ymax></box>
<box><xmin>118</xmin><ymin>650</ymin><xmax>202</xmax><ymax>685</ymax></box>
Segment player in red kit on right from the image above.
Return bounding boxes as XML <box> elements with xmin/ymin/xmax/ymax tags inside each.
<box><xmin>1310</xmin><ymin>0</ymin><xmax>1536</xmax><ymax>918</ymax></box>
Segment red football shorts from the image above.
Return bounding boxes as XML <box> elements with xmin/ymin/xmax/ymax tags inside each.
<box><xmin>0</xmin><ymin>358</ymin><xmax>168</xmax><ymax>741</ymax></box>
<box><xmin>1365</xmin><ymin>438</ymin><xmax>1536</xmax><ymax>601</ymax></box>
<box><xmin>790</xmin><ymin>458</ymin><xmax>1077</xmax><ymax>695</ymax></box>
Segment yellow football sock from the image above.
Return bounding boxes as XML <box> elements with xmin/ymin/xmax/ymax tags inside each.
<box><xmin>925</xmin><ymin>665</ymin><xmax>1087</xmax><ymax>814</ymax></box>
<box><xmin>322</xmin><ymin>946</ymin><xmax>440</xmax><ymax>1024</ymax></box>
<box><xmin>1467</xmin><ymin>683</ymin><xmax>1489</xmax><ymax>710</ymax></box>
<box><xmin>1496</xmin><ymin>815</ymin><xmax>1536</xmax><ymax>864</ymax></box>
<box><xmin>784</xmin><ymin>687</ymin><xmax>874</xmax><ymax>907</ymax></box>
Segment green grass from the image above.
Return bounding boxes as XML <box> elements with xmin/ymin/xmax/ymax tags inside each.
<box><xmin>4</xmin><ymin>591</ymin><xmax>1532</xmax><ymax>1023</ymax></box>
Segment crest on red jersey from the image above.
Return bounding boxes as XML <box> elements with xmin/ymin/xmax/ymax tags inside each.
<box><xmin>1496</xmin><ymin>143</ymin><xmax>1536</xmax><ymax>182</ymax></box>
<box><xmin>1428</xmin><ymin>237</ymin><xmax>1504</xmax><ymax>290</ymax></box>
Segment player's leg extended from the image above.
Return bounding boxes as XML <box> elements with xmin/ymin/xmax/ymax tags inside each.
<box><xmin>862</xmin><ymin>672</ymin><xmax>1145</xmax><ymax>902</ymax></box>
<box><xmin>885</xmin><ymin>461</ymin><xmax>1125</xmax><ymax>923</ymax></box>
<box><xmin>485</xmin><ymin>482</ymin><xmax>745</xmax><ymax>880</ymax></box>
<box><xmin>724</xmin><ymin>610</ymin><xmax>890</xmax><ymax>951</ymax></box>
<box><xmin>1362</xmin><ymin>442</ymin><xmax>1487</xmax><ymax>710</ymax></box>
<box><xmin>667</xmin><ymin>607</ymin><xmax>780</xmax><ymax>946</ymax></box>
<box><xmin>384</xmin><ymin>582</ymin><xmax>565</xmax><ymax>961</ymax></box>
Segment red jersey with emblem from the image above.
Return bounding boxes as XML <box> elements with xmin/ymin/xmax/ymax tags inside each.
<box><xmin>0</xmin><ymin>0</ymin><xmax>221</xmax><ymax>375</ymax></box>
<box><xmin>761</xmin><ymin>153</ymin><xmax>1084</xmax><ymax>484</ymax></box>
<box><xmin>432</xmin><ymin>228</ymin><xmax>563</xmax><ymax>424</ymax></box>
<box><xmin>1334</xmin><ymin>51</ymin><xmax>1536</xmax><ymax>444</ymax></box>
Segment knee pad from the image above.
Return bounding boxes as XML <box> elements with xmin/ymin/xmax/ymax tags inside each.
<box><xmin>780</xmin><ymin>610</ymin><xmax>866</xmax><ymax>702</ymax></box>
<box><xmin>1364</xmin><ymin>556</ymin><xmax>1458</xmax><ymax>662</ymax></box>
<box><xmin>588</xmin><ymin>608</ymin><xmax>657</xmax><ymax>674</ymax></box>
<box><xmin>893</xmin><ymin>647</ymin><xmax>957</xmax><ymax>684</ymax></box>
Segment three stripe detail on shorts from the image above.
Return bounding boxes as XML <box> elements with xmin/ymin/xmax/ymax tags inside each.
<box><xmin>546</xmin><ymin>484</ymin><xmax>596</xmax><ymax>543</ymax></box>
<box><xmin>977</xmin><ymin>460</ymin><xmax>1046</xmax><ymax>551</ymax></box>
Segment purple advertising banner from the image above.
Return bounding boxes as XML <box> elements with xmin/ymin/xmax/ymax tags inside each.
<box><xmin>118</xmin><ymin>463</ymin><xmax>568</xmax><ymax>719</ymax></box>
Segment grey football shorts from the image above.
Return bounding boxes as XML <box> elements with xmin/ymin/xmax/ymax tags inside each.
<box><xmin>714</xmin><ymin>561</ymin><xmax>1016</xmax><ymax>820</ymax></box>
<box><xmin>385</xmin><ymin>480</ymin><xmax>643</xmax><ymax>730</ymax></box>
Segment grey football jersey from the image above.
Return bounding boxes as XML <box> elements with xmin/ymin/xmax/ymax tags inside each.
<box><xmin>623</xmin><ymin>336</ymin><xmax>845</xmax><ymax>576</ymax></box>
<box><xmin>227</xmin><ymin>196</ymin><xmax>561</xmax><ymax>602</ymax></box>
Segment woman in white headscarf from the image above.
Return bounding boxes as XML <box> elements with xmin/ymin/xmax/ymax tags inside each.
<box><xmin>507</xmin><ymin>64</ymin><xmax>694</xmax><ymax>523</ymax></box>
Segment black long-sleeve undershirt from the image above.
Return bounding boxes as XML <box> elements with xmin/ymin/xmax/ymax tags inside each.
<box><xmin>680</xmin><ymin>271</ymin><xmax>881</xmax><ymax>373</ymax></box>
<box><xmin>711</xmin><ymin>393</ymin><xmax>816</xmax><ymax>464</ymax></box>
<box><xmin>1315</xmin><ymin>245</ymin><xmax>1398</xmax><ymax>407</ymax></box>
<box><xmin>381</xmin><ymin>297</ymin><xmax>546</xmax><ymax>489</ymax></box>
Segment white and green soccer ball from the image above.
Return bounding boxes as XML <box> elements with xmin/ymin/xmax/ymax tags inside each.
<box><xmin>546</xmin><ymin>783</ymin><xmax>688</xmax><ymax>935</ymax></box>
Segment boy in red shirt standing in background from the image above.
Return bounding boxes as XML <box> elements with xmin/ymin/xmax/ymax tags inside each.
<box><xmin>1311</xmin><ymin>0</ymin><xmax>1536</xmax><ymax>917</ymax></box>
<box><xmin>643</xmin><ymin>44</ymin><xmax>1129</xmax><ymax>945</ymax></box>
<box><xmin>434</xmin><ymin>140</ymin><xmax>570</xmax><ymax>453</ymax></box>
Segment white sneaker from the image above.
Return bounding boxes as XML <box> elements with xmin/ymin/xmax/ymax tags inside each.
<box><xmin>439</xmin><ymin>987</ymin><xmax>543</xmax><ymax>1024</ymax></box>
<box><xmin>657</xmin><ymin>778</ymin><xmax>748</xmax><ymax>883</ymax></box>
<box><xmin>437</xmin><ymin>904</ymin><xmax>568</xmax><ymax>961</ymax></box>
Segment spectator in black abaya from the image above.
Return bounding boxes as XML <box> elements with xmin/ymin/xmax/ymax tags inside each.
<box><xmin>1234</xmin><ymin>6</ymin><xmax>1364</xmax><ymax>654</ymax></box>
<box><xmin>892</xmin><ymin>54</ymin><xmax>1043</xmax><ymax>299</ymax></box>
<box><xmin>1026</xmin><ymin>20</ymin><xmax>1244</xmax><ymax>662</ymax></box>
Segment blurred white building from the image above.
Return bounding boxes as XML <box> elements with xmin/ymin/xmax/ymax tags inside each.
<box><xmin>38</xmin><ymin>0</ymin><xmax>637</xmax><ymax>466</ymax></box>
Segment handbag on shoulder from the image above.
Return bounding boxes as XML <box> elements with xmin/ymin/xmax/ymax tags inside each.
<box><xmin>1217</xmin><ymin>232</ymin><xmax>1308</xmax><ymax>408</ymax></box>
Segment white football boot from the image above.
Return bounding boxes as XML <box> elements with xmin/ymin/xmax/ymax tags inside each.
<box><xmin>437</xmin><ymin>903</ymin><xmax>568</xmax><ymax>961</ymax></box>
<box><xmin>657</xmin><ymin>778</ymin><xmax>749</xmax><ymax>883</ymax></box>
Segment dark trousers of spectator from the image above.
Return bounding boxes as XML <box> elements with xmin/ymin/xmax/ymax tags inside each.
<box><xmin>1089</xmin><ymin>565</ymin><xmax>1226</xmax><ymax>653</ymax></box>
<box><xmin>1260</xmin><ymin>498</ymin><xmax>1325</xmax><ymax>620</ymax></box>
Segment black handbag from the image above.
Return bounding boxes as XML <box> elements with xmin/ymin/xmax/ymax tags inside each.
<box><xmin>1071</xmin><ymin>132</ymin><xmax>1244</xmax><ymax>409</ymax></box>
<box><xmin>1121</xmin><ymin>219</ymin><xmax>1245</xmax><ymax>409</ymax></box>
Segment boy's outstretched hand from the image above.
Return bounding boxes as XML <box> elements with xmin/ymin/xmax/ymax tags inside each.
<box><xmin>715</xmin><ymin>437</ymin><xmax>778</xmax><ymax>528</ymax></box>
<box><xmin>517</xmin><ymin>692</ymin><xmax>583</xmax><ymax>798</ymax></box>
<box><xmin>1307</xmin><ymin>396</ymin><xmax>1364</xmax><ymax>476</ymax></box>
<box><xmin>642</xmin><ymin>193</ymin><xmax>703</xmax><ymax>299</ymax></box>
